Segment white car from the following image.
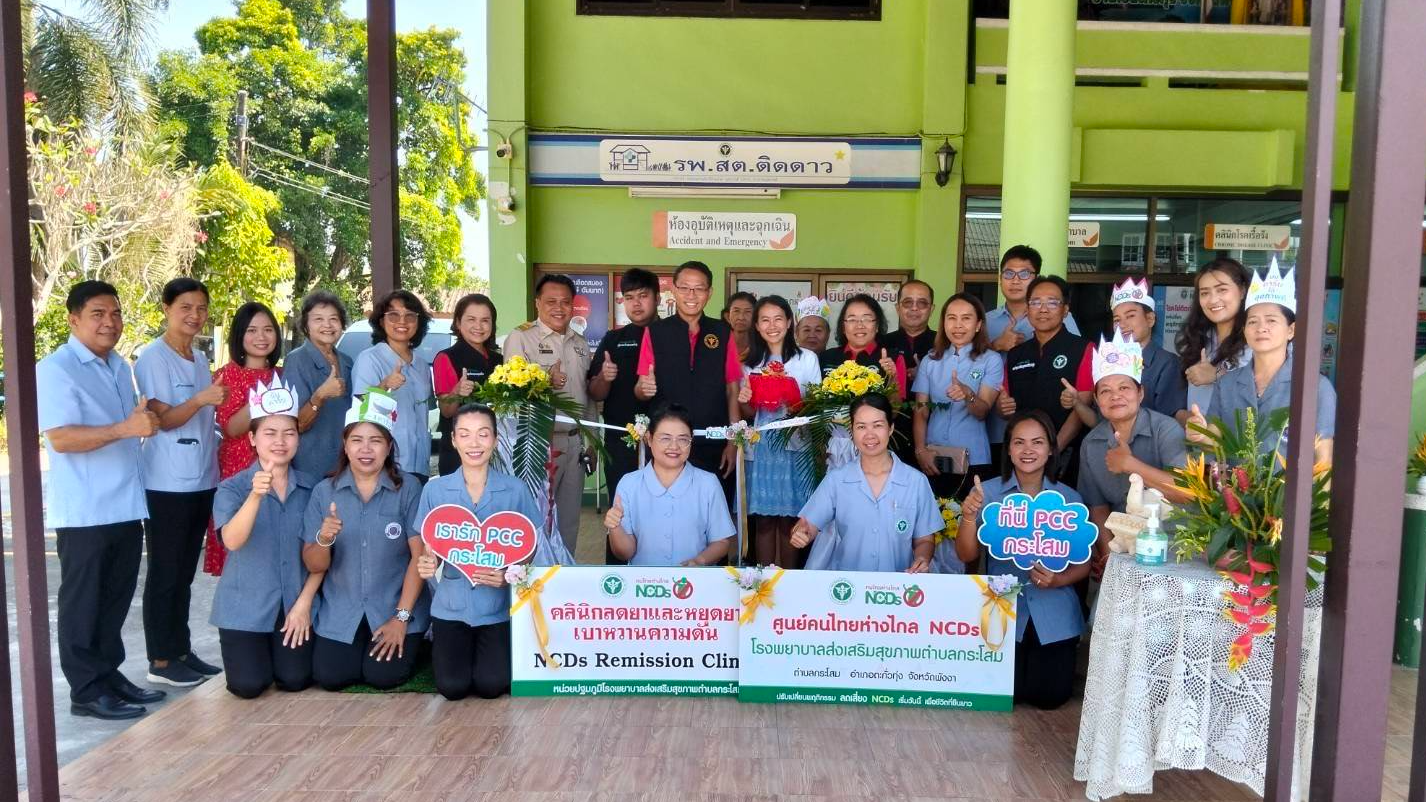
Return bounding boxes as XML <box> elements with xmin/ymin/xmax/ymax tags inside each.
<box><xmin>336</xmin><ymin>317</ymin><xmax>454</xmax><ymax>449</ymax></box>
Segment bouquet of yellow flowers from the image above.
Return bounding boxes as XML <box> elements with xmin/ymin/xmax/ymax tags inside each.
<box><xmin>776</xmin><ymin>360</ymin><xmax>895</xmax><ymax>486</ymax></box>
<box><xmin>463</xmin><ymin>356</ymin><xmax>604</xmax><ymax>497</ymax></box>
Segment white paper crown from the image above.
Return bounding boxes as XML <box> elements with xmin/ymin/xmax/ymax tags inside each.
<box><xmin>1092</xmin><ymin>327</ymin><xmax>1145</xmax><ymax>385</ymax></box>
<box><xmin>795</xmin><ymin>295</ymin><xmax>832</xmax><ymax>322</ymax></box>
<box><xmin>345</xmin><ymin>388</ymin><xmax>399</xmax><ymax>432</ymax></box>
<box><xmin>1109</xmin><ymin>276</ymin><xmax>1153</xmax><ymax>312</ymax></box>
<box><xmin>1244</xmin><ymin>257</ymin><xmax>1296</xmax><ymax>314</ymax></box>
<box><xmin>247</xmin><ymin>377</ymin><xmax>301</xmax><ymax>419</ymax></box>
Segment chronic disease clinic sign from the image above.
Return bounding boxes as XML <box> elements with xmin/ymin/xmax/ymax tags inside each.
<box><xmin>737</xmin><ymin>570</ymin><xmax>1014</xmax><ymax>711</ymax></box>
<box><xmin>510</xmin><ymin>567</ymin><xmax>741</xmax><ymax>698</ymax></box>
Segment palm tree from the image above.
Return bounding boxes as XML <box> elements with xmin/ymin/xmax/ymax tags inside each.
<box><xmin>23</xmin><ymin>0</ymin><xmax>168</xmax><ymax>134</ymax></box>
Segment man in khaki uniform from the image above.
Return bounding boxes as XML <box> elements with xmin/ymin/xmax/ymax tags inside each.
<box><xmin>503</xmin><ymin>274</ymin><xmax>593</xmax><ymax>553</ymax></box>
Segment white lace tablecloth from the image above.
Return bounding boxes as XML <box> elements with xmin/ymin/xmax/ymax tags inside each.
<box><xmin>1074</xmin><ymin>554</ymin><xmax>1322</xmax><ymax>800</ymax></box>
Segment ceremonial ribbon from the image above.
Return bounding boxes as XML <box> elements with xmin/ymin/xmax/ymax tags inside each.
<box><xmin>510</xmin><ymin>565</ymin><xmax>562</xmax><ymax>668</ymax></box>
<box><xmin>724</xmin><ymin>566</ymin><xmax>786</xmax><ymax>624</ymax></box>
<box><xmin>554</xmin><ymin>413</ymin><xmax>811</xmax><ymax>438</ymax></box>
<box><xmin>972</xmin><ymin>575</ymin><xmax>1017</xmax><ymax>653</ymax></box>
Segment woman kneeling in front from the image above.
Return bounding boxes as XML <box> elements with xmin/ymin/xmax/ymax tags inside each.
<box><xmin>956</xmin><ymin>411</ymin><xmax>1086</xmax><ymax>710</ymax></box>
<box><xmin>210</xmin><ymin>379</ymin><xmax>321</xmax><ymax>698</ymax></box>
<box><xmin>415</xmin><ymin>403</ymin><xmax>540</xmax><ymax>700</ymax></box>
<box><xmin>604</xmin><ymin>403</ymin><xmax>735</xmax><ymax>567</ymax></box>
<box><xmin>791</xmin><ymin>393</ymin><xmax>941</xmax><ymax>573</ymax></box>
<box><xmin>303</xmin><ymin>390</ymin><xmax>428</xmax><ymax>691</ymax></box>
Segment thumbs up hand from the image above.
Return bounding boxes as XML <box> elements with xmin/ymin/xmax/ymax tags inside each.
<box><xmin>600</xmin><ymin>352</ymin><xmax>618</xmax><ymax>382</ymax></box>
<box><xmin>1059</xmin><ymin>377</ymin><xmax>1079</xmax><ymax>410</ymax></box>
<box><xmin>319</xmin><ymin>502</ymin><xmax>342</xmax><ymax>544</ymax></box>
<box><xmin>195</xmin><ymin>382</ymin><xmax>228</xmax><ymax>407</ymax></box>
<box><xmin>417</xmin><ymin>544</ymin><xmax>438</xmax><ymax>579</ymax></box>
<box><xmin>250</xmin><ymin>469</ymin><xmax>273</xmax><ymax>499</ymax></box>
<box><xmin>124</xmin><ymin>396</ymin><xmax>160</xmax><ymax>438</ymax></box>
<box><xmin>997</xmin><ymin>391</ymin><xmax>1017</xmax><ymax>418</ymax></box>
<box><xmin>1185</xmin><ymin>404</ymin><xmax>1210</xmax><ymax>444</ymax></box>
<box><xmin>383</xmin><ymin>360</ymin><xmax>406</xmax><ymax>392</ymax></box>
<box><xmin>737</xmin><ymin>378</ymin><xmax>752</xmax><ymax>405</ymax></box>
<box><xmin>454</xmin><ymin>371</ymin><xmax>476</xmax><ymax>398</ymax></box>
<box><xmin>316</xmin><ymin>360</ymin><xmax>345</xmax><ymax>401</ymax></box>
<box><xmin>946</xmin><ymin>369</ymin><xmax>970</xmax><ymax>403</ymax></box>
<box><xmin>635</xmin><ymin>368</ymin><xmax>658</xmax><ymax>401</ymax></box>
<box><xmin>550</xmin><ymin>359</ymin><xmax>567</xmax><ymax>390</ymax></box>
<box><xmin>962</xmin><ymin>474</ymin><xmax>987</xmax><ymax>521</ymax></box>
<box><xmin>604</xmin><ymin>494</ymin><xmax>625</xmax><ymax>532</ymax></box>
<box><xmin>878</xmin><ymin>348</ymin><xmax>897</xmax><ymax>379</ymax></box>
<box><xmin>1105</xmin><ymin>430</ymin><xmax>1135</xmax><ymax>474</ymax></box>
<box><xmin>1187</xmin><ymin>348</ymin><xmax>1217</xmax><ymax>387</ymax></box>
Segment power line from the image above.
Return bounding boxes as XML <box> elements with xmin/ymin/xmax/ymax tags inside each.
<box><xmin>245</xmin><ymin>138</ymin><xmax>371</xmax><ymax>185</ymax></box>
<box><xmin>250</xmin><ymin>167</ymin><xmax>371</xmax><ymax>211</ymax></box>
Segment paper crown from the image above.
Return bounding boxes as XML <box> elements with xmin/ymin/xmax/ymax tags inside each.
<box><xmin>345</xmin><ymin>388</ymin><xmax>399</xmax><ymax>432</ymax></box>
<box><xmin>247</xmin><ymin>377</ymin><xmax>301</xmax><ymax>419</ymax></box>
<box><xmin>1245</xmin><ymin>257</ymin><xmax>1296</xmax><ymax>314</ymax></box>
<box><xmin>1109</xmin><ymin>276</ymin><xmax>1153</xmax><ymax>312</ymax></box>
<box><xmin>795</xmin><ymin>295</ymin><xmax>831</xmax><ymax>322</ymax></box>
<box><xmin>1092</xmin><ymin>327</ymin><xmax>1144</xmax><ymax>385</ymax></box>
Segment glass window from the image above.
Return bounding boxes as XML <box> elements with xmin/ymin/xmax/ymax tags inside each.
<box><xmin>1153</xmin><ymin>197</ymin><xmax>1301</xmax><ymax>274</ymax></box>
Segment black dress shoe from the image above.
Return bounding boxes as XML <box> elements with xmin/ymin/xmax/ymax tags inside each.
<box><xmin>108</xmin><ymin>673</ymin><xmax>167</xmax><ymax>705</ymax></box>
<box><xmin>71</xmin><ymin>694</ymin><xmax>146</xmax><ymax>720</ymax></box>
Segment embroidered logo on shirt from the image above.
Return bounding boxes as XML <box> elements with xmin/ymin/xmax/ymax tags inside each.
<box><xmin>703</xmin><ymin>334</ymin><xmax>720</xmax><ymax>349</ymax></box>
<box><xmin>385</xmin><ymin>522</ymin><xmax>403</xmax><ymax>540</ymax></box>
<box><xmin>970</xmin><ymin>369</ymin><xmax>983</xmax><ymax>381</ymax></box>
<box><xmin>1052</xmin><ymin>355</ymin><xmax>1068</xmax><ymax>369</ymax></box>
<box><xmin>896</xmin><ymin>519</ymin><xmax>909</xmax><ymax>533</ymax></box>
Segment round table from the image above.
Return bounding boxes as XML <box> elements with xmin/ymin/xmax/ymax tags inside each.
<box><xmin>1073</xmin><ymin>554</ymin><xmax>1322</xmax><ymax>800</ymax></box>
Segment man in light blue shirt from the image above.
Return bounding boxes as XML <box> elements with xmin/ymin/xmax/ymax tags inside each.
<box><xmin>984</xmin><ymin>245</ymin><xmax>1080</xmax><ymax>461</ymax></box>
<box><xmin>37</xmin><ymin>281</ymin><xmax>165</xmax><ymax>720</ymax></box>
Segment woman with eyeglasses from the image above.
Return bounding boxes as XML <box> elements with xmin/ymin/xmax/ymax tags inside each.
<box><xmin>818</xmin><ymin>293</ymin><xmax>907</xmax><ymax>400</ymax></box>
<box><xmin>352</xmin><ymin>290</ymin><xmax>435</xmax><ymax>482</ymax></box>
<box><xmin>603</xmin><ymin>404</ymin><xmax>735</xmax><ymax>567</ymax></box>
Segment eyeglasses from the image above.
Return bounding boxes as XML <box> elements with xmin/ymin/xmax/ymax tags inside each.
<box><xmin>654</xmin><ymin>434</ymin><xmax>693</xmax><ymax>448</ymax></box>
<box><xmin>1002</xmin><ymin>269</ymin><xmax>1035</xmax><ymax>281</ymax></box>
<box><xmin>1027</xmin><ymin>298</ymin><xmax>1064</xmax><ymax>310</ymax></box>
<box><xmin>384</xmin><ymin>311</ymin><xmax>419</xmax><ymax>323</ymax></box>
<box><xmin>673</xmin><ymin>284</ymin><xmax>709</xmax><ymax>296</ymax></box>
<box><xmin>898</xmin><ymin>299</ymin><xmax>931</xmax><ymax>309</ymax></box>
<box><xmin>844</xmin><ymin>315</ymin><xmax>876</xmax><ymax>325</ymax></box>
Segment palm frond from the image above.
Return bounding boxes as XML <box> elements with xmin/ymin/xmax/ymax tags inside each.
<box><xmin>31</xmin><ymin>15</ymin><xmax>114</xmax><ymax>126</ymax></box>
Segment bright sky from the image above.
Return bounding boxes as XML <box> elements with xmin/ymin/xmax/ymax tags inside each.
<box><xmin>52</xmin><ymin>0</ymin><xmax>491</xmax><ymax>280</ymax></box>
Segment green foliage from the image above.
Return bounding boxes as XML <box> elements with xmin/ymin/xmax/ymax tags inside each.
<box><xmin>194</xmin><ymin>160</ymin><xmax>294</xmax><ymax>327</ymax></box>
<box><xmin>152</xmin><ymin>0</ymin><xmax>485</xmax><ymax>318</ymax></box>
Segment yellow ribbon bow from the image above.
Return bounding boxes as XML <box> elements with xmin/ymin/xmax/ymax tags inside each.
<box><xmin>509</xmin><ymin>564</ymin><xmax>561</xmax><ymax>668</ymax></box>
<box><xmin>725</xmin><ymin>566</ymin><xmax>785</xmax><ymax>625</ymax></box>
<box><xmin>972</xmin><ymin>575</ymin><xmax>1017</xmax><ymax>653</ymax></box>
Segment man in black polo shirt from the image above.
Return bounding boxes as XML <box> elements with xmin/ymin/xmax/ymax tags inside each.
<box><xmin>884</xmin><ymin>280</ymin><xmax>936</xmax><ymax>465</ymax></box>
<box><xmin>997</xmin><ymin>275</ymin><xmax>1094</xmax><ymax>486</ymax></box>
<box><xmin>634</xmin><ymin>260</ymin><xmax>742</xmax><ymax>503</ymax></box>
<box><xmin>588</xmin><ymin>268</ymin><xmax>661</xmax><ymax>564</ymax></box>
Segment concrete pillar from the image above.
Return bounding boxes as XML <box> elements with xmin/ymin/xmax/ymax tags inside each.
<box><xmin>487</xmin><ymin>0</ymin><xmax>531</xmax><ymax>333</ymax></box>
<box><xmin>998</xmin><ymin>2</ymin><xmax>1076</xmax><ymax>277</ymax></box>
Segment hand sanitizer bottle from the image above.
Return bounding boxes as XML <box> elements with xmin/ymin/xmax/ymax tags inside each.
<box><xmin>1136</xmin><ymin>503</ymin><xmax>1168</xmax><ymax>567</ymax></box>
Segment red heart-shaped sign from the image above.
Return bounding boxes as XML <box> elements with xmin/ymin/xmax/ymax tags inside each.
<box><xmin>420</xmin><ymin>504</ymin><xmax>538</xmax><ymax>584</ymax></box>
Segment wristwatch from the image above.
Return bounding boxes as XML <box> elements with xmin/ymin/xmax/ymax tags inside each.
<box><xmin>395</xmin><ymin>608</ymin><xmax>411</xmax><ymax>623</ymax></box>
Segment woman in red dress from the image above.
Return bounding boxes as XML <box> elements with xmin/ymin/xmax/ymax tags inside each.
<box><xmin>205</xmin><ymin>302</ymin><xmax>284</xmax><ymax>574</ymax></box>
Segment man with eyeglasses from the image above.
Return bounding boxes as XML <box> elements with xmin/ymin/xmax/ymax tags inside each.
<box><xmin>997</xmin><ymin>274</ymin><xmax>1095</xmax><ymax>487</ymax></box>
<box><xmin>886</xmin><ymin>280</ymin><xmax>936</xmax><ymax>466</ymax></box>
<box><xmin>985</xmin><ymin>245</ymin><xmax>1080</xmax><ymax>466</ymax></box>
<box><xmin>504</xmin><ymin>273</ymin><xmax>595</xmax><ymax>553</ymax></box>
<box><xmin>634</xmin><ymin>260</ymin><xmax>743</xmax><ymax>506</ymax></box>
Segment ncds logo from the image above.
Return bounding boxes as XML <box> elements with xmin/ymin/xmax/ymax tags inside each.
<box><xmin>632</xmin><ymin>577</ymin><xmax>695</xmax><ymax>599</ymax></box>
<box><xmin>862</xmin><ymin>584</ymin><xmax>926</xmax><ymax>608</ymax></box>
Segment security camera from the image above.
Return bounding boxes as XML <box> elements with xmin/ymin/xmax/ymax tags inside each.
<box><xmin>494</xmin><ymin>142</ymin><xmax>514</xmax><ymax>160</ymax></box>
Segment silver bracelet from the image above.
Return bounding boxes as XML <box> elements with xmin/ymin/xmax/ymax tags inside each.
<box><xmin>316</xmin><ymin>534</ymin><xmax>336</xmax><ymax>548</ymax></box>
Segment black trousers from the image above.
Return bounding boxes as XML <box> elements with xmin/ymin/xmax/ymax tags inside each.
<box><xmin>312</xmin><ymin>618</ymin><xmax>421</xmax><ymax>691</ymax></box>
<box><xmin>143</xmin><ymin>488</ymin><xmax>215</xmax><ymax>662</ymax></box>
<box><xmin>218</xmin><ymin>612</ymin><xmax>314</xmax><ymax>699</ymax></box>
<box><xmin>56</xmin><ymin>521</ymin><xmax>144</xmax><ymax>703</ymax></box>
<box><xmin>603</xmin><ymin>431</ymin><xmax>641</xmax><ymax>565</ymax></box>
<box><xmin>1013</xmin><ymin>618</ymin><xmax>1079</xmax><ymax>711</ymax></box>
<box><xmin>430</xmin><ymin>618</ymin><xmax>511</xmax><ymax>701</ymax></box>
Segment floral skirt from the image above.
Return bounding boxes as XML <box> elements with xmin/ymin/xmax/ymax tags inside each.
<box><xmin>747</xmin><ymin>439</ymin><xmax>813</xmax><ymax>517</ymax></box>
